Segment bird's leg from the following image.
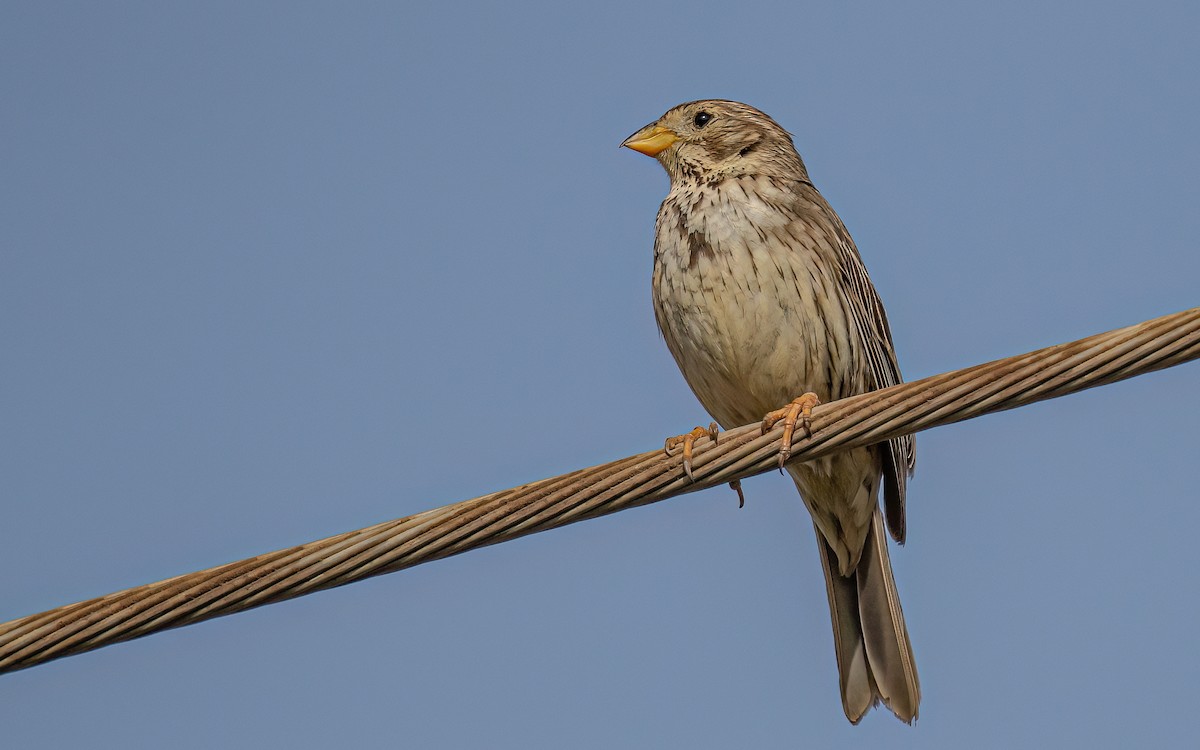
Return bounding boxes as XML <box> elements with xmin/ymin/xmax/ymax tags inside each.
<box><xmin>664</xmin><ymin>422</ymin><xmax>719</xmax><ymax>480</ymax></box>
<box><xmin>761</xmin><ymin>392</ymin><xmax>821</xmax><ymax>469</ymax></box>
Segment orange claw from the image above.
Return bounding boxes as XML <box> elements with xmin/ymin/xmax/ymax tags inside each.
<box><xmin>761</xmin><ymin>392</ymin><xmax>821</xmax><ymax>469</ymax></box>
<box><xmin>664</xmin><ymin>422</ymin><xmax>719</xmax><ymax>480</ymax></box>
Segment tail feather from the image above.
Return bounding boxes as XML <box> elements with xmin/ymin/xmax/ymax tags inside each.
<box><xmin>817</xmin><ymin>529</ymin><xmax>878</xmax><ymax>723</ymax></box>
<box><xmin>816</xmin><ymin>510</ymin><xmax>920</xmax><ymax>723</ymax></box>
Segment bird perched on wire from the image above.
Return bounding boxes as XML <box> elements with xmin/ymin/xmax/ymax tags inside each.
<box><xmin>623</xmin><ymin>100</ymin><xmax>919</xmax><ymax>724</ymax></box>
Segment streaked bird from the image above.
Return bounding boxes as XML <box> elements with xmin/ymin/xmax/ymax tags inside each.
<box><xmin>623</xmin><ymin>100</ymin><xmax>919</xmax><ymax>724</ymax></box>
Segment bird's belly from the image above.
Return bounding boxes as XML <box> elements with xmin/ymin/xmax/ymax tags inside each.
<box><xmin>654</xmin><ymin>246</ymin><xmax>856</xmax><ymax>430</ymax></box>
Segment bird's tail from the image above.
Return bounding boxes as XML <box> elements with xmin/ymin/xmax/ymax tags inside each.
<box><xmin>816</xmin><ymin>508</ymin><xmax>920</xmax><ymax>723</ymax></box>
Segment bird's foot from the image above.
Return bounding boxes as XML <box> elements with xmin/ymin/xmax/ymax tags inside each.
<box><xmin>761</xmin><ymin>393</ymin><xmax>821</xmax><ymax>469</ymax></box>
<box><xmin>664</xmin><ymin>422</ymin><xmax>720</xmax><ymax>480</ymax></box>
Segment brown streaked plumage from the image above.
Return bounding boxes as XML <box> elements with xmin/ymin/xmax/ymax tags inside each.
<box><xmin>623</xmin><ymin>100</ymin><xmax>919</xmax><ymax>724</ymax></box>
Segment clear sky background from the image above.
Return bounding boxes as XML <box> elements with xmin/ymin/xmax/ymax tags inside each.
<box><xmin>3</xmin><ymin>2</ymin><xmax>1198</xmax><ymax>748</ymax></box>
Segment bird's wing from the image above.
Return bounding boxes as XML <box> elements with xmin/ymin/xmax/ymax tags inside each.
<box><xmin>832</xmin><ymin>228</ymin><xmax>915</xmax><ymax>543</ymax></box>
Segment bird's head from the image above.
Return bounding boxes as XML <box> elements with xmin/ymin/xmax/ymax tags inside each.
<box><xmin>622</xmin><ymin>99</ymin><xmax>808</xmax><ymax>183</ymax></box>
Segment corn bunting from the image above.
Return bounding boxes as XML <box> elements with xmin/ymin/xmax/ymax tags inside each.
<box><xmin>624</xmin><ymin>100</ymin><xmax>919</xmax><ymax>724</ymax></box>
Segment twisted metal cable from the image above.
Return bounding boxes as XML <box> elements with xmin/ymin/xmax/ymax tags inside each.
<box><xmin>2</xmin><ymin>307</ymin><xmax>1197</xmax><ymax>675</ymax></box>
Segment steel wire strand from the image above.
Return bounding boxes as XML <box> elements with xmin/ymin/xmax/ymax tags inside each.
<box><xmin>1</xmin><ymin>307</ymin><xmax>1196</xmax><ymax>675</ymax></box>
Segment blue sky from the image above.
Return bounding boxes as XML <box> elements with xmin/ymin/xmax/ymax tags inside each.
<box><xmin>2</xmin><ymin>2</ymin><xmax>1197</xmax><ymax>747</ymax></box>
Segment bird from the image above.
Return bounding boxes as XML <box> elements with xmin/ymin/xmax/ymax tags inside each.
<box><xmin>622</xmin><ymin>100</ymin><xmax>919</xmax><ymax>724</ymax></box>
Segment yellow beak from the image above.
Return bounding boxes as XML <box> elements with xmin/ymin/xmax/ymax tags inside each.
<box><xmin>622</xmin><ymin>124</ymin><xmax>679</xmax><ymax>157</ymax></box>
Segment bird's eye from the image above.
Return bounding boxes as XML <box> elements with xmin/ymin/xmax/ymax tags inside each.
<box><xmin>693</xmin><ymin>111</ymin><xmax>712</xmax><ymax>128</ymax></box>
